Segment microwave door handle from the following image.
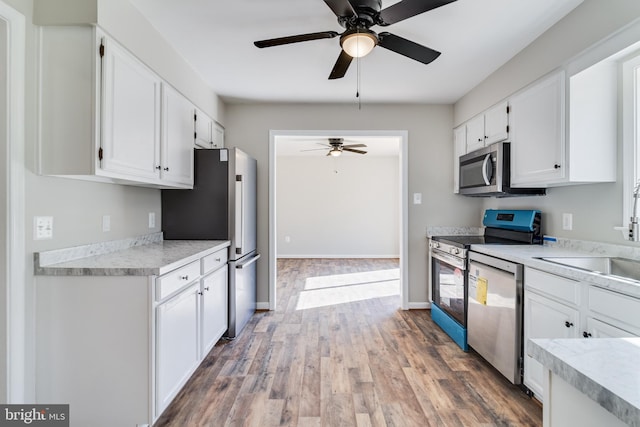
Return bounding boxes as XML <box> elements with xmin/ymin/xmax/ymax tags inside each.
<box><xmin>482</xmin><ymin>153</ymin><xmax>492</xmax><ymax>185</ymax></box>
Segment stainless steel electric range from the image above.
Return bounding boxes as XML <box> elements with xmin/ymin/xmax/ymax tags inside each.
<box><xmin>429</xmin><ymin>209</ymin><xmax>541</xmax><ymax>351</ymax></box>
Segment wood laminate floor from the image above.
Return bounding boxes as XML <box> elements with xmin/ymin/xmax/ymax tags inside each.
<box><xmin>155</xmin><ymin>258</ymin><xmax>542</xmax><ymax>427</ymax></box>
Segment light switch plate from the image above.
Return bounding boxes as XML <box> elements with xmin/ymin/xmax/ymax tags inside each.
<box><xmin>34</xmin><ymin>216</ymin><xmax>53</xmax><ymax>240</ymax></box>
<box><xmin>413</xmin><ymin>193</ymin><xmax>422</xmax><ymax>205</ymax></box>
<box><xmin>562</xmin><ymin>213</ymin><xmax>573</xmax><ymax>231</ymax></box>
<box><xmin>102</xmin><ymin>215</ymin><xmax>111</xmax><ymax>232</ymax></box>
<box><xmin>148</xmin><ymin>212</ymin><xmax>155</xmax><ymax>229</ymax></box>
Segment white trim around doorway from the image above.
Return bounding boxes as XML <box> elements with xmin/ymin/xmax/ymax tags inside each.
<box><xmin>0</xmin><ymin>0</ymin><xmax>26</xmax><ymax>403</ymax></box>
<box><xmin>268</xmin><ymin>130</ymin><xmax>409</xmax><ymax>311</ymax></box>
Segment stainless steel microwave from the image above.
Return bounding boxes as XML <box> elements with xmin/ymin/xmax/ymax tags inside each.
<box><xmin>458</xmin><ymin>142</ymin><xmax>545</xmax><ymax>197</ymax></box>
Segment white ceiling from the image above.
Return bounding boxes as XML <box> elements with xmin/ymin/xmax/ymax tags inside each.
<box><xmin>128</xmin><ymin>0</ymin><xmax>583</xmax><ymax>105</ymax></box>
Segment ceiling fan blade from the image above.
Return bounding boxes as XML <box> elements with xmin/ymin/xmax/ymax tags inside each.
<box><xmin>378</xmin><ymin>0</ymin><xmax>457</xmax><ymax>26</ymax></box>
<box><xmin>343</xmin><ymin>143</ymin><xmax>367</xmax><ymax>148</ymax></box>
<box><xmin>323</xmin><ymin>0</ymin><xmax>357</xmax><ymax>18</ymax></box>
<box><xmin>254</xmin><ymin>31</ymin><xmax>339</xmax><ymax>48</ymax></box>
<box><xmin>378</xmin><ymin>32</ymin><xmax>441</xmax><ymax>65</ymax></box>
<box><xmin>329</xmin><ymin>50</ymin><xmax>353</xmax><ymax>80</ymax></box>
<box><xmin>343</xmin><ymin>147</ymin><xmax>367</xmax><ymax>154</ymax></box>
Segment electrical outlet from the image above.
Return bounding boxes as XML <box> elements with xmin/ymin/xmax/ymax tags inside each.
<box><xmin>102</xmin><ymin>215</ymin><xmax>111</xmax><ymax>232</ymax></box>
<box><xmin>413</xmin><ymin>193</ymin><xmax>422</xmax><ymax>205</ymax></box>
<box><xmin>148</xmin><ymin>212</ymin><xmax>156</xmax><ymax>229</ymax></box>
<box><xmin>562</xmin><ymin>213</ymin><xmax>573</xmax><ymax>231</ymax></box>
<box><xmin>285</xmin><ymin>236</ymin><xmax>291</xmax><ymax>243</ymax></box>
<box><xmin>34</xmin><ymin>216</ymin><xmax>53</xmax><ymax>240</ymax></box>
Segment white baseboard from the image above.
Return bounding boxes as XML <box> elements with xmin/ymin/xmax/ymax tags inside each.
<box><xmin>256</xmin><ymin>302</ymin><xmax>270</xmax><ymax>310</ymax></box>
<box><xmin>276</xmin><ymin>254</ymin><xmax>400</xmax><ymax>259</ymax></box>
<box><xmin>408</xmin><ymin>302</ymin><xmax>430</xmax><ymax>309</ymax></box>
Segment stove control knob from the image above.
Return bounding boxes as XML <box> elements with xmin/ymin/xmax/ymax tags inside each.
<box><xmin>431</xmin><ymin>242</ymin><xmax>440</xmax><ymax>249</ymax></box>
<box><xmin>450</xmin><ymin>248</ymin><xmax>460</xmax><ymax>255</ymax></box>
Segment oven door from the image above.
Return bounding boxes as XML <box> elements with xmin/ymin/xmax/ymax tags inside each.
<box><xmin>431</xmin><ymin>249</ymin><xmax>467</xmax><ymax>326</ymax></box>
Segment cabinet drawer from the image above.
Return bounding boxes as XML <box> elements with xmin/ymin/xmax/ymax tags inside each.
<box><xmin>202</xmin><ymin>249</ymin><xmax>228</xmax><ymax>275</ymax></box>
<box><xmin>156</xmin><ymin>260</ymin><xmax>200</xmax><ymax>301</ymax></box>
<box><xmin>525</xmin><ymin>267</ymin><xmax>580</xmax><ymax>305</ymax></box>
<box><xmin>588</xmin><ymin>286</ymin><xmax>640</xmax><ymax>331</ymax></box>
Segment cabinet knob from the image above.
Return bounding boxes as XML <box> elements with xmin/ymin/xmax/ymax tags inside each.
<box><xmin>583</xmin><ymin>331</ymin><xmax>592</xmax><ymax>338</ymax></box>
<box><xmin>163</xmin><ymin>167</ymin><xmax>169</xmax><ymax>172</ymax></box>
<box><xmin>554</xmin><ymin>164</ymin><xmax>561</xmax><ymax>169</ymax></box>
<box><xmin>478</xmin><ymin>138</ymin><xmax>482</xmax><ymax>142</ymax></box>
<box><xmin>484</xmin><ymin>136</ymin><xmax>488</xmax><ymax>139</ymax></box>
<box><xmin>565</xmin><ymin>321</ymin><xmax>573</xmax><ymax>328</ymax></box>
<box><xmin>204</xmin><ymin>286</ymin><xmax>210</xmax><ymax>291</ymax></box>
<box><xmin>215</xmin><ymin>258</ymin><xmax>221</xmax><ymax>262</ymax></box>
<box><xmin>197</xmin><ymin>291</ymin><xmax>203</xmax><ymax>296</ymax></box>
<box><xmin>180</xmin><ymin>275</ymin><xmax>189</xmax><ymax>280</ymax></box>
<box><xmin>155</xmin><ymin>165</ymin><xmax>161</xmax><ymax>170</ymax></box>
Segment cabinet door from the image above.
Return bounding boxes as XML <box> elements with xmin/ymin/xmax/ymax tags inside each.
<box><xmin>453</xmin><ymin>125</ymin><xmax>466</xmax><ymax>193</ymax></box>
<box><xmin>194</xmin><ymin>108</ymin><xmax>212</xmax><ymax>149</ymax></box>
<box><xmin>510</xmin><ymin>71</ymin><xmax>565</xmax><ymax>186</ymax></box>
<box><xmin>201</xmin><ymin>265</ymin><xmax>228</xmax><ymax>358</ymax></box>
<box><xmin>161</xmin><ymin>84</ymin><xmax>194</xmax><ymax>186</ymax></box>
<box><xmin>156</xmin><ymin>283</ymin><xmax>199</xmax><ymax>416</ymax></box>
<box><xmin>523</xmin><ymin>290</ymin><xmax>579</xmax><ymax>401</ymax></box>
<box><xmin>212</xmin><ymin>121</ymin><xmax>225</xmax><ymax>148</ymax></box>
<box><xmin>465</xmin><ymin>115</ymin><xmax>485</xmax><ymax>153</ymax></box>
<box><xmin>484</xmin><ymin>101</ymin><xmax>509</xmax><ymax>144</ymax></box>
<box><xmin>100</xmin><ymin>37</ymin><xmax>161</xmax><ymax>181</ymax></box>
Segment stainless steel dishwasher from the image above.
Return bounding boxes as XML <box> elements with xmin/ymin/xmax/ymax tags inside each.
<box><xmin>467</xmin><ymin>251</ymin><xmax>524</xmax><ymax>384</ymax></box>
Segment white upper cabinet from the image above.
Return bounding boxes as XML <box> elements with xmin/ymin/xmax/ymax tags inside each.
<box><xmin>37</xmin><ymin>26</ymin><xmax>198</xmax><ymax>189</ymax></box>
<box><xmin>194</xmin><ymin>108</ymin><xmax>225</xmax><ymax>149</ymax></box>
<box><xmin>484</xmin><ymin>101</ymin><xmax>510</xmax><ymax>145</ymax></box>
<box><xmin>510</xmin><ymin>70</ymin><xmax>566</xmax><ymax>186</ymax></box>
<box><xmin>100</xmin><ymin>36</ymin><xmax>162</xmax><ymax>182</ymax></box>
<box><xmin>510</xmin><ymin>66</ymin><xmax>616</xmax><ymax>188</ymax></box>
<box><xmin>465</xmin><ymin>114</ymin><xmax>486</xmax><ymax>153</ymax></box>
<box><xmin>464</xmin><ymin>100</ymin><xmax>510</xmax><ymax>153</ymax></box>
<box><xmin>161</xmin><ymin>84</ymin><xmax>195</xmax><ymax>185</ymax></box>
<box><xmin>453</xmin><ymin>125</ymin><xmax>466</xmax><ymax>193</ymax></box>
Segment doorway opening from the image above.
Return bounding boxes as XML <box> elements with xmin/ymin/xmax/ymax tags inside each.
<box><xmin>268</xmin><ymin>130</ymin><xmax>408</xmax><ymax>311</ymax></box>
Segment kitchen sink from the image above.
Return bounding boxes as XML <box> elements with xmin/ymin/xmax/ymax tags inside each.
<box><xmin>538</xmin><ymin>256</ymin><xmax>640</xmax><ymax>282</ymax></box>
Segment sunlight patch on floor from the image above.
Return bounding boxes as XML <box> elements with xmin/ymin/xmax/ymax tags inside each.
<box><xmin>296</xmin><ymin>268</ymin><xmax>400</xmax><ymax>310</ymax></box>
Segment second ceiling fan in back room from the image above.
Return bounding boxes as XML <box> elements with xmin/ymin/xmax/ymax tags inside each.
<box><xmin>302</xmin><ymin>138</ymin><xmax>368</xmax><ymax>157</ymax></box>
<box><xmin>253</xmin><ymin>0</ymin><xmax>457</xmax><ymax>80</ymax></box>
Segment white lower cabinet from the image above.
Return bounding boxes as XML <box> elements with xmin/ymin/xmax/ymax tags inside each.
<box><xmin>201</xmin><ymin>265</ymin><xmax>228</xmax><ymax>358</ymax></box>
<box><xmin>523</xmin><ymin>290</ymin><xmax>579</xmax><ymax>399</ymax></box>
<box><xmin>156</xmin><ymin>282</ymin><xmax>200</xmax><ymax>416</ymax></box>
<box><xmin>35</xmin><ymin>245</ymin><xmax>229</xmax><ymax>427</ymax></box>
<box><xmin>523</xmin><ymin>267</ymin><xmax>640</xmax><ymax>403</ymax></box>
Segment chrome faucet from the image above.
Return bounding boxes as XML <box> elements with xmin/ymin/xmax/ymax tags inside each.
<box><xmin>630</xmin><ymin>180</ymin><xmax>640</xmax><ymax>241</ymax></box>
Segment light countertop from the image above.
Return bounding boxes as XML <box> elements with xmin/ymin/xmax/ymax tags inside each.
<box><xmin>34</xmin><ymin>233</ymin><xmax>230</xmax><ymax>276</ymax></box>
<box><xmin>529</xmin><ymin>337</ymin><xmax>640</xmax><ymax>426</ymax></box>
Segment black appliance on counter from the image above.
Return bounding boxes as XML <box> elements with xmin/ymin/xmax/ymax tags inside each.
<box><xmin>429</xmin><ymin>209</ymin><xmax>541</xmax><ymax>351</ymax></box>
<box><xmin>162</xmin><ymin>148</ymin><xmax>260</xmax><ymax>338</ymax></box>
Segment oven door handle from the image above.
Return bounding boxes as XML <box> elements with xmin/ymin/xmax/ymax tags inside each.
<box><xmin>431</xmin><ymin>250</ymin><xmax>466</xmax><ymax>271</ymax></box>
<box><xmin>482</xmin><ymin>153</ymin><xmax>493</xmax><ymax>185</ymax></box>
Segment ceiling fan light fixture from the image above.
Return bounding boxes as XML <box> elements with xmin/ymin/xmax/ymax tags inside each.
<box><xmin>329</xmin><ymin>148</ymin><xmax>342</xmax><ymax>157</ymax></box>
<box><xmin>340</xmin><ymin>30</ymin><xmax>377</xmax><ymax>58</ymax></box>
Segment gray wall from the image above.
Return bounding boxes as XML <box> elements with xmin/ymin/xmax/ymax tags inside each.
<box><xmin>453</xmin><ymin>0</ymin><xmax>640</xmax><ymax>245</ymax></box>
<box><xmin>6</xmin><ymin>0</ymin><xmax>225</xmax><ymax>401</ymax></box>
<box><xmin>224</xmin><ymin>103</ymin><xmax>481</xmax><ymax>306</ymax></box>
<box><xmin>276</xmin><ymin>155</ymin><xmax>400</xmax><ymax>258</ymax></box>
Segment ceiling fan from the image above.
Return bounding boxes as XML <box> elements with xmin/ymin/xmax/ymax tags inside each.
<box><xmin>254</xmin><ymin>0</ymin><xmax>457</xmax><ymax>80</ymax></box>
<box><xmin>303</xmin><ymin>138</ymin><xmax>368</xmax><ymax>156</ymax></box>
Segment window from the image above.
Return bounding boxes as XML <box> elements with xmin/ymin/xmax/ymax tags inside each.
<box><xmin>622</xmin><ymin>52</ymin><xmax>640</xmax><ymax>240</ymax></box>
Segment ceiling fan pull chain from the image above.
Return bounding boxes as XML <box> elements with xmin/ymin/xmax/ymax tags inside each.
<box><xmin>356</xmin><ymin>54</ymin><xmax>362</xmax><ymax>110</ymax></box>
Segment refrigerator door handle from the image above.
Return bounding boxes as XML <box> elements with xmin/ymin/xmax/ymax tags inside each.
<box><xmin>235</xmin><ymin>175</ymin><xmax>244</xmax><ymax>255</ymax></box>
<box><xmin>235</xmin><ymin>253</ymin><xmax>260</xmax><ymax>269</ymax></box>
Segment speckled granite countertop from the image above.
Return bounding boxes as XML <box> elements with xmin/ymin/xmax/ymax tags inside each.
<box><xmin>530</xmin><ymin>338</ymin><xmax>640</xmax><ymax>426</ymax></box>
<box><xmin>34</xmin><ymin>233</ymin><xmax>230</xmax><ymax>276</ymax></box>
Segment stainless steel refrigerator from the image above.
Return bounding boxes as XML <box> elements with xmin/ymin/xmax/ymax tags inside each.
<box><xmin>161</xmin><ymin>148</ymin><xmax>259</xmax><ymax>338</ymax></box>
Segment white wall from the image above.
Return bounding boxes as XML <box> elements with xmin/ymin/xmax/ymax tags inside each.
<box><xmin>276</xmin><ymin>155</ymin><xmax>399</xmax><ymax>258</ymax></box>
<box><xmin>4</xmin><ymin>0</ymin><xmax>226</xmax><ymax>401</ymax></box>
<box><xmin>224</xmin><ymin>103</ymin><xmax>481</xmax><ymax>307</ymax></box>
<box><xmin>454</xmin><ymin>0</ymin><xmax>640</xmax><ymax>245</ymax></box>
